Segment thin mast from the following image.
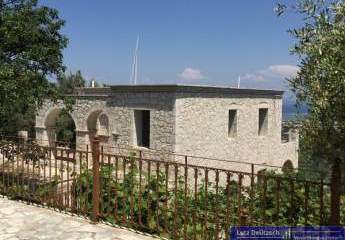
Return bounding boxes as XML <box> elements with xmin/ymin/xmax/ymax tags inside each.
<box><xmin>134</xmin><ymin>35</ymin><xmax>139</xmax><ymax>85</ymax></box>
<box><xmin>237</xmin><ymin>75</ymin><xmax>241</xmax><ymax>88</ymax></box>
<box><xmin>130</xmin><ymin>35</ymin><xmax>140</xmax><ymax>85</ymax></box>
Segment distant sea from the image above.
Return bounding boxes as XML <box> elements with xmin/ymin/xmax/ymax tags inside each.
<box><xmin>282</xmin><ymin>102</ymin><xmax>308</xmax><ymax>121</ymax></box>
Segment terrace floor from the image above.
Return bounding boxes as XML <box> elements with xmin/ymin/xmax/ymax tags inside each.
<box><xmin>0</xmin><ymin>198</ymin><xmax>157</xmax><ymax>240</ymax></box>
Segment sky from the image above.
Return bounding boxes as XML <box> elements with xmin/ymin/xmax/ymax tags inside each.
<box><xmin>41</xmin><ymin>0</ymin><xmax>302</xmax><ymax>94</ymax></box>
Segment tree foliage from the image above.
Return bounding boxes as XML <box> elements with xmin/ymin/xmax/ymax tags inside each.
<box><xmin>278</xmin><ymin>0</ymin><xmax>345</xmax><ymax>166</ymax></box>
<box><xmin>54</xmin><ymin>70</ymin><xmax>87</xmax><ymax>148</ymax></box>
<box><xmin>55</xmin><ymin>109</ymin><xmax>76</xmax><ymax>148</ymax></box>
<box><xmin>277</xmin><ymin>0</ymin><xmax>345</xmax><ymax>224</ymax></box>
<box><xmin>0</xmin><ymin>0</ymin><xmax>68</xmax><ymax>135</ymax></box>
<box><xmin>57</xmin><ymin>70</ymin><xmax>85</xmax><ymax>94</ymax></box>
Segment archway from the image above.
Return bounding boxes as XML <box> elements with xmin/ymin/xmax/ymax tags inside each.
<box><xmin>282</xmin><ymin>160</ymin><xmax>294</xmax><ymax>173</ymax></box>
<box><xmin>45</xmin><ymin>108</ymin><xmax>76</xmax><ymax>149</ymax></box>
<box><xmin>87</xmin><ymin>111</ymin><xmax>109</xmax><ymax>147</ymax></box>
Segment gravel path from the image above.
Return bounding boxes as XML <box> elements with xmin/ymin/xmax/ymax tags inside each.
<box><xmin>0</xmin><ymin>197</ymin><xmax>157</xmax><ymax>240</ymax></box>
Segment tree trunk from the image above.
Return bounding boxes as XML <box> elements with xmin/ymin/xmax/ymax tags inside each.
<box><xmin>330</xmin><ymin>157</ymin><xmax>341</xmax><ymax>225</ymax></box>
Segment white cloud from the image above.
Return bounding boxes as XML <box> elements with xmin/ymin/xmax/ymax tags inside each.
<box><xmin>267</xmin><ymin>65</ymin><xmax>299</xmax><ymax>78</ymax></box>
<box><xmin>239</xmin><ymin>64</ymin><xmax>299</xmax><ymax>90</ymax></box>
<box><xmin>241</xmin><ymin>65</ymin><xmax>299</xmax><ymax>83</ymax></box>
<box><xmin>240</xmin><ymin>73</ymin><xmax>265</xmax><ymax>82</ymax></box>
<box><xmin>179</xmin><ymin>67</ymin><xmax>206</xmax><ymax>81</ymax></box>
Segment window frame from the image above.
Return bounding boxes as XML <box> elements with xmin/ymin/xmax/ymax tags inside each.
<box><xmin>228</xmin><ymin>109</ymin><xmax>238</xmax><ymax>138</ymax></box>
<box><xmin>258</xmin><ymin>108</ymin><xmax>269</xmax><ymax>136</ymax></box>
<box><xmin>134</xmin><ymin>109</ymin><xmax>151</xmax><ymax>148</ymax></box>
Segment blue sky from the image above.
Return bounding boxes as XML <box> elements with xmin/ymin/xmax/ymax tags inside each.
<box><xmin>42</xmin><ymin>0</ymin><xmax>302</xmax><ymax>91</ymax></box>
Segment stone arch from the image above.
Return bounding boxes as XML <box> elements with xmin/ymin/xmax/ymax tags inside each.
<box><xmin>45</xmin><ymin>108</ymin><xmax>62</xmax><ymax>129</ymax></box>
<box><xmin>87</xmin><ymin>110</ymin><xmax>103</xmax><ymax>135</ymax></box>
<box><xmin>86</xmin><ymin>110</ymin><xmax>110</xmax><ymax>147</ymax></box>
<box><xmin>282</xmin><ymin>160</ymin><xmax>294</xmax><ymax>173</ymax></box>
<box><xmin>44</xmin><ymin>108</ymin><xmax>77</xmax><ymax>149</ymax></box>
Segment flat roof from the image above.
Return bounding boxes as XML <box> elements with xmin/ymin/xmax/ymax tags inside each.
<box><xmin>109</xmin><ymin>84</ymin><xmax>284</xmax><ymax>96</ymax></box>
<box><xmin>72</xmin><ymin>84</ymin><xmax>284</xmax><ymax>97</ymax></box>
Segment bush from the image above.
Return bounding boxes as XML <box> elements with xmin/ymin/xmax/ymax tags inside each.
<box><xmin>72</xmin><ymin>157</ymin><xmax>342</xmax><ymax>239</ymax></box>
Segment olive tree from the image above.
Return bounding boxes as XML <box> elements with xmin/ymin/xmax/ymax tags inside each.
<box><xmin>277</xmin><ymin>0</ymin><xmax>345</xmax><ymax>225</ymax></box>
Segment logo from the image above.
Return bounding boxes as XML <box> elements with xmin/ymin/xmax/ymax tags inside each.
<box><xmin>230</xmin><ymin>226</ymin><xmax>345</xmax><ymax>240</ymax></box>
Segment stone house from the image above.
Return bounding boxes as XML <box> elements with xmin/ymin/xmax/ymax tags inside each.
<box><xmin>35</xmin><ymin>85</ymin><xmax>298</xmax><ymax>171</ymax></box>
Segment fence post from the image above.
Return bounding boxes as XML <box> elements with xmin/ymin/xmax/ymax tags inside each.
<box><xmin>184</xmin><ymin>156</ymin><xmax>188</xmax><ymax>240</ymax></box>
<box><xmin>91</xmin><ymin>137</ymin><xmax>100</xmax><ymax>223</ymax></box>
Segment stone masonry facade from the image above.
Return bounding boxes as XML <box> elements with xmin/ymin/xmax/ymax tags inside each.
<box><xmin>35</xmin><ymin>85</ymin><xmax>298</xmax><ymax>172</ymax></box>
<box><xmin>174</xmin><ymin>91</ymin><xmax>298</xmax><ymax>172</ymax></box>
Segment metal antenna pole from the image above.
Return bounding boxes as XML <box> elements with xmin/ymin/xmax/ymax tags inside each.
<box><xmin>134</xmin><ymin>35</ymin><xmax>139</xmax><ymax>85</ymax></box>
<box><xmin>130</xmin><ymin>35</ymin><xmax>140</xmax><ymax>85</ymax></box>
<box><xmin>130</xmin><ymin>54</ymin><xmax>135</xmax><ymax>85</ymax></box>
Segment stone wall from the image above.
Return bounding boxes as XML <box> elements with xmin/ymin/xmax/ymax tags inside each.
<box><xmin>35</xmin><ymin>91</ymin><xmax>176</xmax><ymax>153</ymax></box>
<box><xmin>35</xmin><ymin>86</ymin><xmax>298</xmax><ymax>173</ymax></box>
<box><xmin>174</xmin><ymin>92</ymin><xmax>298</xmax><ymax>173</ymax></box>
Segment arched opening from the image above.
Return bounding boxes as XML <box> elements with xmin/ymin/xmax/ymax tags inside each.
<box><xmin>98</xmin><ymin>113</ymin><xmax>109</xmax><ymax>136</ymax></box>
<box><xmin>87</xmin><ymin>111</ymin><xmax>109</xmax><ymax>147</ymax></box>
<box><xmin>282</xmin><ymin>160</ymin><xmax>294</xmax><ymax>173</ymax></box>
<box><xmin>45</xmin><ymin>108</ymin><xmax>76</xmax><ymax>149</ymax></box>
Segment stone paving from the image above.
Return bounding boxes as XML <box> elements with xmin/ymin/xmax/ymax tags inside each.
<box><xmin>0</xmin><ymin>197</ymin><xmax>157</xmax><ymax>240</ymax></box>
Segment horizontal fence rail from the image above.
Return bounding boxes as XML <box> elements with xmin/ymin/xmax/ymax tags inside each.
<box><xmin>0</xmin><ymin>136</ymin><xmax>343</xmax><ymax>240</ymax></box>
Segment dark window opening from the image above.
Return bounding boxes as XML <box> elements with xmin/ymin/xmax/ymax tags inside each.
<box><xmin>258</xmin><ymin>108</ymin><xmax>268</xmax><ymax>136</ymax></box>
<box><xmin>134</xmin><ymin>110</ymin><xmax>150</xmax><ymax>148</ymax></box>
<box><xmin>228</xmin><ymin>110</ymin><xmax>237</xmax><ymax>138</ymax></box>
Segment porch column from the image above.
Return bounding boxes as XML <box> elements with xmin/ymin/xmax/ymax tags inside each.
<box><xmin>75</xmin><ymin>129</ymin><xmax>90</xmax><ymax>151</ymax></box>
<box><xmin>46</xmin><ymin>127</ymin><xmax>56</xmax><ymax>148</ymax></box>
<box><xmin>35</xmin><ymin>126</ymin><xmax>49</xmax><ymax>146</ymax></box>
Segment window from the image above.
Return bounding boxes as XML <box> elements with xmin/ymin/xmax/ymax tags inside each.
<box><xmin>258</xmin><ymin>108</ymin><xmax>268</xmax><ymax>136</ymax></box>
<box><xmin>134</xmin><ymin>110</ymin><xmax>150</xmax><ymax>148</ymax></box>
<box><xmin>228</xmin><ymin>110</ymin><xmax>237</xmax><ymax>138</ymax></box>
